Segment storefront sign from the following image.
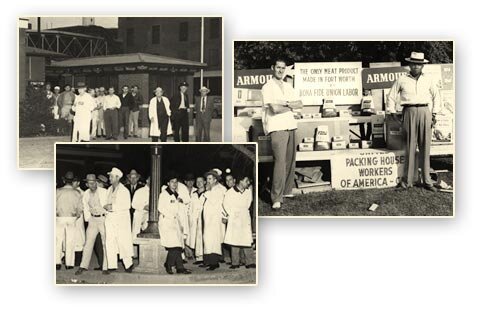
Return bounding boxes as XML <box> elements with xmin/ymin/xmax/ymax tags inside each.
<box><xmin>234</xmin><ymin>69</ymin><xmax>273</xmax><ymax>90</ymax></box>
<box><xmin>331</xmin><ymin>150</ymin><xmax>405</xmax><ymax>190</ymax></box>
<box><xmin>294</xmin><ymin>62</ymin><xmax>363</xmax><ymax>105</ymax></box>
<box><xmin>362</xmin><ymin>67</ymin><xmax>409</xmax><ymax>89</ymax></box>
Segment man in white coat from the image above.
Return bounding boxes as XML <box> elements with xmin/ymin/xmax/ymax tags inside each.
<box><xmin>158</xmin><ymin>173</ymin><xmax>192</xmax><ymax>274</ymax></box>
<box><xmin>149</xmin><ymin>87</ymin><xmax>172</xmax><ymax>142</ymax></box>
<box><xmin>131</xmin><ymin>176</ymin><xmax>150</xmax><ymax>240</ymax></box>
<box><xmin>72</xmin><ymin>82</ymin><xmax>97</xmax><ymax>142</ymax></box>
<box><xmin>201</xmin><ymin>169</ymin><xmax>227</xmax><ymax>271</ymax></box>
<box><xmin>56</xmin><ymin>171</ymin><xmax>83</xmax><ymax>270</ymax></box>
<box><xmin>76</xmin><ymin>174</ymin><xmax>109</xmax><ymax>275</ymax></box>
<box><xmin>188</xmin><ymin>176</ymin><xmax>206</xmax><ymax>264</ymax></box>
<box><xmin>223</xmin><ymin>175</ymin><xmax>256</xmax><ymax>269</ymax></box>
<box><xmin>104</xmin><ymin>167</ymin><xmax>134</xmax><ymax>272</ymax></box>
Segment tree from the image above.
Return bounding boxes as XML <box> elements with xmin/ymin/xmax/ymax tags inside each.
<box><xmin>234</xmin><ymin>41</ymin><xmax>453</xmax><ymax>69</ymax></box>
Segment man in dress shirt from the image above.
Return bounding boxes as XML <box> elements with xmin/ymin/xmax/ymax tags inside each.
<box><xmin>195</xmin><ymin>86</ymin><xmax>214</xmax><ymax>142</ymax></box>
<box><xmin>129</xmin><ymin>85</ymin><xmax>143</xmax><ymax>138</ymax></box>
<box><xmin>261</xmin><ymin>58</ymin><xmax>303</xmax><ymax>209</ymax></box>
<box><xmin>387</xmin><ymin>52</ymin><xmax>441</xmax><ymax>192</ymax></box>
<box><xmin>103</xmin><ymin>87</ymin><xmax>121</xmax><ymax>140</ymax></box>
<box><xmin>170</xmin><ymin>81</ymin><xmax>190</xmax><ymax>142</ymax></box>
<box><xmin>56</xmin><ymin>171</ymin><xmax>83</xmax><ymax>270</ymax></box>
<box><xmin>119</xmin><ymin>85</ymin><xmax>135</xmax><ymax>139</ymax></box>
<box><xmin>76</xmin><ymin>174</ymin><xmax>109</xmax><ymax>275</ymax></box>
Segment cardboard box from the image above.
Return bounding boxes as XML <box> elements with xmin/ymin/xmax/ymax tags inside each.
<box><xmin>361</xmin><ymin>140</ymin><xmax>372</xmax><ymax>149</ymax></box>
<box><xmin>376</xmin><ymin>111</ymin><xmax>386</xmax><ymax>116</ymax></box>
<box><xmin>315</xmin><ymin>125</ymin><xmax>331</xmax><ymax>142</ymax></box>
<box><xmin>258</xmin><ymin>135</ymin><xmax>272</xmax><ymax>156</ymax></box>
<box><xmin>314</xmin><ymin>141</ymin><xmax>330</xmax><ymax>151</ymax></box>
<box><xmin>332</xmin><ymin>135</ymin><xmax>344</xmax><ymax>142</ymax></box>
<box><xmin>301</xmin><ymin>113</ymin><xmax>313</xmax><ymax>119</ymax></box>
<box><xmin>331</xmin><ymin>141</ymin><xmax>347</xmax><ymax>150</ymax></box>
<box><xmin>348</xmin><ymin>142</ymin><xmax>360</xmax><ymax>149</ymax></box>
<box><xmin>339</xmin><ymin>110</ymin><xmax>351</xmax><ymax>117</ymax></box>
<box><xmin>299</xmin><ymin>142</ymin><xmax>314</xmax><ymax>152</ymax></box>
<box><xmin>303</xmin><ymin>137</ymin><xmax>315</xmax><ymax>143</ymax></box>
<box><xmin>312</xmin><ymin>113</ymin><xmax>322</xmax><ymax>119</ymax></box>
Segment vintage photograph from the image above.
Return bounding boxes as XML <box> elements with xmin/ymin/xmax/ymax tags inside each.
<box><xmin>55</xmin><ymin>143</ymin><xmax>257</xmax><ymax>285</ymax></box>
<box><xmin>233</xmin><ymin>40</ymin><xmax>454</xmax><ymax>217</ymax></box>
<box><xmin>18</xmin><ymin>16</ymin><xmax>223</xmax><ymax>169</ymax></box>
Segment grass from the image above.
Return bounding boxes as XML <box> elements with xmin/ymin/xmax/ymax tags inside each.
<box><xmin>259</xmin><ymin>156</ymin><xmax>454</xmax><ymax>217</ymax></box>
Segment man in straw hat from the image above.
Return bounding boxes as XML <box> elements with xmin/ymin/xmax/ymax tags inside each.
<box><xmin>387</xmin><ymin>52</ymin><xmax>442</xmax><ymax>192</ymax></box>
<box><xmin>261</xmin><ymin>58</ymin><xmax>303</xmax><ymax>210</ymax></box>
<box><xmin>170</xmin><ymin>81</ymin><xmax>190</xmax><ymax>142</ymax></box>
<box><xmin>76</xmin><ymin>174</ymin><xmax>109</xmax><ymax>275</ymax></box>
<box><xmin>56</xmin><ymin>171</ymin><xmax>83</xmax><ymax>270</ymax></box>
<box><xmin>201</xmin><ymin>169</ymin><xmax>227</xmax><ymax>270</ymax></box>
<box><xmin>195</xmin><ymin>86</ymin><xmax>214</xmax><ymax>142</ymax></box>
<box><xmin>149</xmin><ymin>87</ymin><xmax>172</xmax><ymax>142</ymax></box>
<box><xmin>104</xmin><ymin>167</ymin><xmax>134</xmax><ymax>272</ymax></box>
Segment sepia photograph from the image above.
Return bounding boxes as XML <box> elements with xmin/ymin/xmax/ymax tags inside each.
<box><xmin>55</xmin><ymin>143</ymin><xmax>257</xmax><ymax>285</ymax></box>
<box><xmin>18</xmin><ymin>16</ymin><xmax>223</xmax><ymax>169</ymax></box>
<box><xmin>233</xmin><ymin>40</ymin><xmax>454</xmax><ymax>217</ymax></box>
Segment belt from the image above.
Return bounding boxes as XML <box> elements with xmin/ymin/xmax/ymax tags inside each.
<box><xmin>402</xmin><ymin>104</ymin><xmax>428</xmax><ymax>108</ymax></box>
<box><xmin>141</xmin><ymin>104</ymin><xmax>149</xmax><ymax>108</ymax></box>
<box><xmin>92</xmin><ymin>214</ymin><xmax>105</xmax><ymax>217</ymax></box>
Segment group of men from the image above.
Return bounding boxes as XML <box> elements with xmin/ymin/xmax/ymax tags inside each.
<box><xmin>45</xmin><ymin>81</ymin><xmax>215</xmax><ymax>143</ymax></box>
<box><xmin>262</xmin><ymin>52</ymin><xmax>442</xmax><ymax>210</ymax></box>
<box><xmin>56</xmin><ymin>166</ymin><xmax>255</xmax><ymax>276</ymax></box>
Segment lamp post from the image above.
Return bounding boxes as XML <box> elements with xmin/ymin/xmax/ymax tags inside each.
<box><xmin>138</xmin><ymin>144</ymin><xmax>161</xmax><ymax>238</ymax></box>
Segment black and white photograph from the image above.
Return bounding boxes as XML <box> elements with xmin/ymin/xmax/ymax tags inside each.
<box><xmin>18</xmin><ymin>16</ymin><xmax>223</xmax><ymax>169</ymax></box>
<box><xmin>55</xmin><ymin>143</ymin><xmax>257</xmax><ymax>285</ymax></box>
<box><xmin>233</xmin><ymin>40</ymin><xmax>454</xmax><ymax>217</ymax></box>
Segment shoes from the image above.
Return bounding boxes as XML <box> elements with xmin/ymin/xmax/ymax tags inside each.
<box><xmin>397</xmin><ymin>182</ymin><xmax>410</xmax><ymax>190</ymax></box>
<box><xmin>94</xmin><ymin>266</ymin><xmax>102</xmax><ymax>271</ymax></box>
<box><xmin>56</xmin><ymin>264</ymin><xmax>61</xmax><ymax>270</ymax></box>
<box><xmin>105</xmin><ymin>137</ymin><xmax>112</xmax><ymax>140</ymax></box>
<box><xmin>183</xmin><ymin>260</ymin><xmax>188</xmax><ymax>264</ymax></box>
<box><xmin>75</xmin><ymin>268</ymin><xmax>87</xmax><ymax>275</ymax></box>
<box><xmin>229</xmin><ymin>265</ymin><xmax>240</xmax><ymax>269</ymax></box>
<box><xmin>206</xmin><ymin>265</ymin><xmax>219</xmax><ymax>271</ymax></box>
<box><xmin>102</xmin><ymin>270</ymin><xmax>110</xmax><ymax>275</ymax></box>
<box><xmin>124</xmin><ymin>264</ymin><xmax>134</xmax><ymax>273</ymax></box>
<box><xmin>113</xmin><ymin>137</ymin><xmax>118</xmax><ymax>140</ymax></box>
<box><xmin>176</xmin><ymin>269</ymin><xmax>192</xmax><ymax>274</ymax></box>
<box><xmin>245</xmin><ymin>264</ymin><xmax>256</xmax><ymax>269</ymax></box>
<box><xmin>65</xmin><ymin>266</ymin><xmax>74</xmax><ymax>270</ymax></box>
<box><xmin>193</xmin><ymin>261</ymin><xmax>203</xmax><ymax>265</ymax></box>
<box><xmin>165</xmin><ymin>263</ymin><xmax>174</xmax><ymax>274</ymax></box>
<box><xmin>198</xmin><ymin>264</ymin><xmax>207</xmax><ymax>268</ymax></box>
<box><xmin>133</xmin><ymin>135</ymin><xmax>138</xmax><ymax>138</ymax></box>
<box><xmin>425</xmin><ymin>185</ymin><xmax>438</xmax><ymax>192</ymax></box>
<box><xmin>272</xmin><ymin>202</ymin><xmax>281</xmax><ymax>209</ymax></box>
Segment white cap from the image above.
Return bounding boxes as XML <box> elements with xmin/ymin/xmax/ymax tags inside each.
<box><xmin>212</xmin><ymin>168</ymin><xmax>222</xmax><ymax>176</ymax></box>
<box><xmin>54</xmin><ymin>86</ymin><xmax>61</xmax><ymax>90</ymax></box>
<box><xmin>107</xmin><ymin>167</ymin><xmax>123</xmax><ymax>178</ymax></box>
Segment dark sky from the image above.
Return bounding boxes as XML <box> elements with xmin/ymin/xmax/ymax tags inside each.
<box><xmin>56</xmin><ymin>144</ymin><xmax>255</xmax><ymax>189</ymax></box>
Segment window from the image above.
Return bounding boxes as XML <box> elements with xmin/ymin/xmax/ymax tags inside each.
<box><xmin>151</xmin><ymin>25</ymin><xmax>160</xmax><ymax>44</ymax></box>
<box><xmin>179</xmin><ymin>22</ymin><xmax>188</xmax><ymax>42</ymax></box>
<box><xmin>209</xmin><ymin>18</ymin><xmax>220</xmax><ymax>39</ymax></box>
<box><xmin>126</xmin><ymin>28</ymin><xmax>134</xmax><ymax>47</ymax></box>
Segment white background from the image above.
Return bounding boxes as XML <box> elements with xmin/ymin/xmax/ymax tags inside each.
<box><xmin>2</xmin><ymin>1</ymin><xmax>486</xmax><ymax>309</ymax></box>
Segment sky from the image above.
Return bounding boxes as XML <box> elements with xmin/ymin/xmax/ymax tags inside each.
<box><xmin>27</xmin><ymin>17</ymin><xmax>118</xmax><ymax>30</ymax></box>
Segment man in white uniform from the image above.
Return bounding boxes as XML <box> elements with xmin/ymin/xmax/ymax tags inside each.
<box><xmin>76</xmin><ymin>174</ymin><xmax>109</xmax><ymax>275</ymax></box>
<box><xmin>188</xmin><ymin>176</ymin><xmax>206</xmax><ymax>264</ymax></box>
<box><xmin>56</xmin><ymin>171</ymin><xmax>83</xmax><ymax>270</ymax></box>
<box><xmin>158</xmin><ymin>173</ymin><xmax>192</xmax><ymax>274</ymax></box>
<box><xmin>201</xmin><ymin>170</ymin><xmax>227</xmax><ymax>270</ymax></box>
<box><xmin>261</xmin><ymin>58</ymin><xmax>303</xmax><ymax>209</ymax></box>
<box><xmin>72</xmin><ymin>82</ymin><xmax>97</xmax><ymax>142</ymax></box>
<box><xmin>223</xmin><ymin>175</ymin><xmax>256</xmax><ymax>269</ymax></box>
<box><xmin>131</xmin><ymin>176</ymin><xmax>150</xmax><ymax>240</ymax></box>
<box><xmin>104</xmin><ymin>167</ymin><xmax>134</xmax><ymax>272</ymax></box>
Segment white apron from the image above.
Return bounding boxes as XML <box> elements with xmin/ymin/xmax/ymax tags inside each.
<box><xmin>131</xmin><ymin>186</ymin><xmax>150</xmax><ymax>240</ymax></box>
<box><xmin>202</xmin><ymin>183</ymin><xmax>227</xmax><ymax>255</ymax></box>
<box><xmin>148</xmin><ymin>96</ymin><xmax>172</xmax><ymax>137</ymax></box>
<box><xmin>72</xmin><ymin>93</ymin><xmax>96</xmax><ymax>142</ymax></box>
<box><xmin>188</xmin><ymin>190</ymin><xmax>205</xmax><ymax>256</ymax></box>
<box><xmin>158</xmin><ymin>188</ymin><xmax>189</xmax><ymax>248</ymax></box>
<box><xmin>223</xmin><ymin>187</ymin><xmax>253</xmax><ymax>247</ymax></box>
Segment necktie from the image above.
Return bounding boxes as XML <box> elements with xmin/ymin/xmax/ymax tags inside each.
<box><xmin>201</xmin><ymin>97</ymin><xmax>206</xmax><ymax>112</ymax></box>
